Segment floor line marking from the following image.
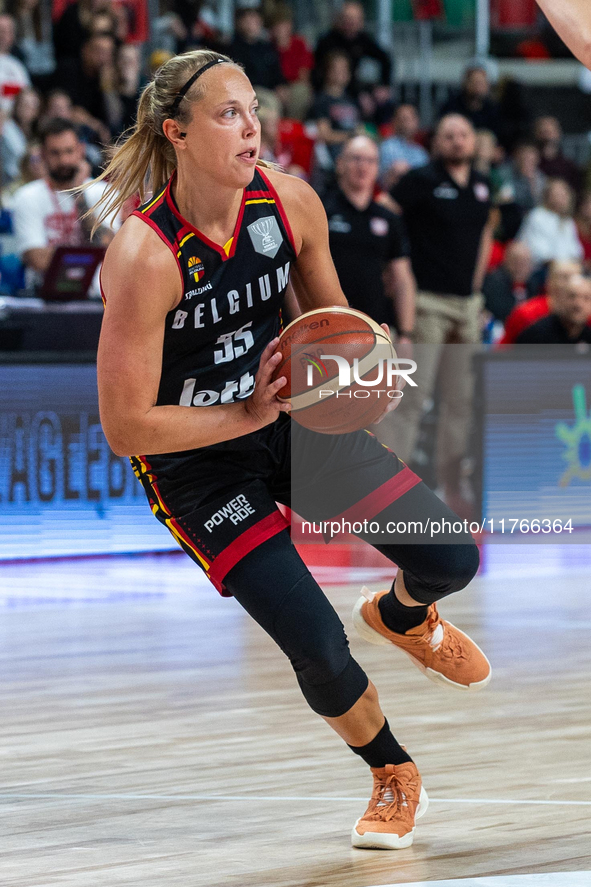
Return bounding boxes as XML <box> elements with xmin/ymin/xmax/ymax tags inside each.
<box><xmin>361</xmin><ymin>875</ymin><xmax>591</xmax><ymax>887</ymax></box>
<box><xmin>0</xmin><ymin>792</ymin><xmax>589</xmax><ymax>806</ymax></box>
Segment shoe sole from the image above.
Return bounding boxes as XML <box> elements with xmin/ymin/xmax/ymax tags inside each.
<box><xmin>351</xmin><ymin>785</ymin><xmax>429</xmax><ymax>850</ymax></box>
<box><xmin>352</xmin><ymin>596</ymin><xmax>492</xmax><ymax>692</ymax></box>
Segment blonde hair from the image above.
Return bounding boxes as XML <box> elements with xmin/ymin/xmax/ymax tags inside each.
<box><xmin>86</xmin><ymin>49</ymin><xmax>274</xmax><ymax>231</ymax></box>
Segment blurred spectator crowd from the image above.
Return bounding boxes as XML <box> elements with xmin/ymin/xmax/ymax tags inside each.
<box><xmin>0</xmin><ymin>0</ymin><xmax>588</xmax><ymax>518</ymax></box>
<box><xmin>0</xmin><ymin>0</ymin><xmax>588</xmax><ymax>352</ymax></box>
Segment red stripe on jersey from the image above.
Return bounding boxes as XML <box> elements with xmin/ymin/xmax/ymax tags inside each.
<box><xmin>226</xmin><ymin>194</ymin><xmax>246</xmax><ymax>259</ymax></box>
<box><xmin>131</xmin><ymin>210</ymin><xmax>184</xmax><ymax>289</ymax></box>
<box><xmin>245</xmin><ymin>190</ymin><xmax>274</xmax><ymax>199</ymax></box>
<box><xmin>165</xmin><ymin>172</ymin><xmax>246</xmax><ymax>261</ymax></box>
<box><xmin>325</xmin><ymin>465</ymin><xmax>421</xmax><ymax>540</ymax></box>
<box><xmin>256</xmin><ymin>168</ymin><xmax>298</xmax><ymax>255</ymax></box>
<box><xmin>208</xmin><ymin>511</ymin><xmax>289</xmax><ymax>593</ymax></box>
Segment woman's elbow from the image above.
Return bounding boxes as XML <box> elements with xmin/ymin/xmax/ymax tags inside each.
<box><xmin>104</xmin><ymin>430</ymin><xmax>136</xmax><ymax>459</ymax></box>
<box><xmin>100</xmin><ymin>416</ymin><xmax>139</xmax><ymax>458</ymax></box>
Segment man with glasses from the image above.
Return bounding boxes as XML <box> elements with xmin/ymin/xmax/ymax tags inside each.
<box><xmin>322</xmin><ymin>134</ymin><xmax>416</xmax><ymax>344</ymax></box>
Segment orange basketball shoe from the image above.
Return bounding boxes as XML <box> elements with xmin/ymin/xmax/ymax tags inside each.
<box><xmin>352</xmin><ymin>761</ymin><xmax>428</xmax><ymax>849</ymax></box>
<box><xmin>352</xmin><ymin>587</ymin><xmax>491</xmax><ymax>691</ymax></box>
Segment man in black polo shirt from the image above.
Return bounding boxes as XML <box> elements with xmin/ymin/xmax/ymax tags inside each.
<box><xmin>516</xmin><ymin>274</ymin><xmax>591</xmax><ymax>343</ymax></box>
<box><xmin>323</xmin><ymin>134</ymin><xmax>416</xmax><ymax>340</ymax></box>
<box><xmin>322</xmin><ymin>134</ymin><xmax>416</xmax><ymax>448</ymax></box>
<box><xmin>389</xmin><ymin>113</ymin><xmax>495</xmax><ymax>505</ymax></box>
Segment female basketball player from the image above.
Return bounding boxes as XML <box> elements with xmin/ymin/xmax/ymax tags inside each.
<box><xmin>94</xmin><ymin>50</ymin><xmax>491</xmax><ymax>850</ymax></box>
<box><xmin>534</xmin><ymin>0</ymin><xmax>591</xmax><ymax>69</ymax></box>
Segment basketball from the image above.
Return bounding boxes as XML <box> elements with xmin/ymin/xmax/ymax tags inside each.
<box><xmin>272</xmin><ymin>306</ymin><xmax>398</xmax><ymax>434</ymax></box>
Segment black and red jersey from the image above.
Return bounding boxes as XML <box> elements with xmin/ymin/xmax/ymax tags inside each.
<box><xmin>131</xmin><ymin>166</ymin><xmax>297</xmax><ymax>409</ymax></box>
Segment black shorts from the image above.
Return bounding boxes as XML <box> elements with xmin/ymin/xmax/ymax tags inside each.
<box><xmin>131</xmin><ymin>414</ymin><xmax>420</xmax><ymax>595</ymax></box>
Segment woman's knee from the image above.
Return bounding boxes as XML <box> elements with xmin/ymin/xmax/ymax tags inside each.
<box><xmin>404</xmin><ymin>540</ymin><xmax>480</xmax><ymax>604</ymax></box>
<box><xmin>273</xmin><ymin>584</ymin><xmax>351</xmax><ymax>685</ymax></box>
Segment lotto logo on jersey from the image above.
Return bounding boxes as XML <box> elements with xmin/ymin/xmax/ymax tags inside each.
<box><xmin>188</xmin><ymin>256</ymin><xmax>205</xmax><ymax>283</ymax></box>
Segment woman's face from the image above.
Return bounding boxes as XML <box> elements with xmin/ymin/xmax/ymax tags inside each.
<box><xmin>326</xmin><ymin>55</ymin><xmax>350</xmax><ymax>89</ymax></box>
<box><xmin>16</xmin><ymin>89</ymin><xmax>40</xmax><ymax>124</ymax></box>
<box><xmin>47</xmin><ymin>93</ymin><xmax>72</xmax><ymax>118</ymax></box>
<box><xmin>579</xmin><ymin>196</ymin><xmax>591</xmax><ymax>223</ymax></box>
<box><xmin>118</xmin><ymin>44</ymin><xmax>140</xmax><ymax>74</ymax></box>
<box><xmin>546</xmin><ymin>181</ymin><xmax>572</xmax><ymax>216</ymax></box>
<box><xmin>176</xmin><ymin>67</ymin><xmax>260</xmax><ymax>189</ymax></box>
<box><xmin>271</xmin><ymin>20</ymin><xmax>292</xmax><ymax>44</ymax></box>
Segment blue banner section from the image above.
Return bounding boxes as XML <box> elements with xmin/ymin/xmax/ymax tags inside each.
<box><xmin>0</xmin><ymin>363</ymin><xmax>174</xmax><ymax>559</ymax></box>
<box><xmin>480</xmin><ymin>352</ymin><xmax>591</xmax><ymax>531</ymax></box>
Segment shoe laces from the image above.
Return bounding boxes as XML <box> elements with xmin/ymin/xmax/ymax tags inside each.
<box><xmin>365</xmin><ymin>770</ymin><xmax>419</xmax><ymax>822</ymax></box>
<box><xmin>404</xmin><ymin>604</ymin><xmax>467</xmax><ymax>660</ymax></box>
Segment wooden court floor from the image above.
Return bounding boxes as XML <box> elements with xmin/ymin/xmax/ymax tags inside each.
<box><xmin>0</xmin><ymin>546</ymin><xmax>590</xmax><ymax>887</ymax></box>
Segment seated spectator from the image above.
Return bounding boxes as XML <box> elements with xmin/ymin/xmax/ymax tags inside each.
<box><xmin>473</xmin><ymin>129</ymin><xmax>523</xmax><ymax>241</ymax></box>
<box><xmin>109</xmin><ymin>1</ymin><xmax>132</xmax><ymax>45</ymax></box>
<box><xmin>379</xmin><ymin>104</ymin><xmax>428</xmax><ymax>186</ymax></box>
<box><xmin>439</xmin><ymin>65</ymin><xmax>502</xmax><ymax>140</ymax></box>
<box><xmin>0</xmin><ymin>86</ymin><xmax>40</xmax><ymax>184</ymax></box>
<box><xmin>257</xmin><ymin>102</ymin><xmax>307</xmax><ymax>178</ymax></box>
<box><xmin>153</xmin><ymin>2</ymin><xmax>219</xmax><ymax>55</ymax></box>
<box><xmin>89</xmin><ymin>9</ymin><xmax>120</xmax><ymax>42</ymax></box>
<box><xmin>498</xmin><ymin>139</ymin><xmax>546</xmax><ymax>212</ymax></box>
<box><xmin>483</xmin><ymin>241</ymin><xmax>536</xmax><ymax>323</ymax></box>
<box><xmin>533</xmin><ymin>116</ymin><xmax>582</xmax><ymax>194</ymax></box>
<box><xmin>54</xmin><ymin>31</ymin><xmax>115</xmax><ymax>135</ymax></box>
<box><xmin>269</xmin><ymin>4</ymin><xmax>313</xmax><ymax>120</ymax></box>
<box><xmin>2</xmin><ymin>139</ymin><xmax>44</xmax><ymax>201</ymax></box>
<box><xmin>518</xmin><ymin>178</ymin><xmax>583</xmax><ymax>267</ymax></box>
<box><xmin>1</xmin><ymin>139</ymin><xmax>43</xmax><ymax>294</ymax></box>
<box><xmin>515</xmin><ymin>274</ymin><xmax>591</xmax><ymax>343</ymax></box>
<box><xmin>307</xmin><ymin>50</ymin><xmax>362</xmax><ymax>169</ymax></box>
<box><xmin>52</xmin><ymin>0</ymin><xmax>113</xmax><ymax>63</ymax></box>
<box><xmin>499</xmin><ymin>258</ymin><xmax>582</xmax><ymax>344</ymax></box>
<box><xmin>8</xmin><ymin>0</ymin><xmax>55</xmax><ymax>76</ymax></box>
<box><xmin>228</xmin><ymin>6</ymin><xmax>284</xmax><ymax>92</ymax></box>
<box><xmin>12</xmin><ymin>118</ymin><xmax>118</xmax><ymax>289</ymax></box>
<box><xmin>0</xmin><ymin>14</ymin><xmax>30</xmax><ymax>115</ymax></box>
<box><xmin>314</xmin><ymin>1</ymin><xmax>392</xmax><ymax>125</ymax></box>
<box><xmin>322</xmin><ymin>134</ymin><xmax>415</xmax><ymax>340</ymax></box>
<box><xmin>270</xmin><ymin>5</ymin><xmax>313</xmax><ymax>85</ymax></box>
<box><xmin>575</xmin><ymin>190</ymin><xmax>591</xmax><ymax>271</ymax></box>
<box><xmin>473</xmin><ymin>129</ymin><xmax>506</xmax><ymax>193</ymax></box>
<box><xmin>104</xmin><ymin>43</ymin><xmax>144</xmax><ymax>138</ymax></box>
<box><xmin>40</xmin><ymin>89</ymin><xmax>108</xmax><ymax>169</ymax></box>
<box><xmin>149</xmin><ymin>12</ymin><xmax>187</xmax><ymax>56</ymax></box>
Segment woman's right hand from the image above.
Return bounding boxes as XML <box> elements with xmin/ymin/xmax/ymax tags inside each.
<box><xmin>243</xmin><ymin>337</ymin><xmax>292</xmax><ymax>428</ymax></box>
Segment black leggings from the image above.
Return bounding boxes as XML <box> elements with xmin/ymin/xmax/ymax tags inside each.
<box><xmin>225</xmin><ymin>480</ymin><xmax>479</xmax><ymax>718</ymax></box>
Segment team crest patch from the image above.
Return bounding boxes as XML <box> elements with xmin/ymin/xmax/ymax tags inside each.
<box><xmin>247</xmin><ymin>216</ymin><xmax>283</xmax><ymax>259</ymax></box>
<box><xmin>188</xmin><ymin>256</ymin><xmax>205</xmax><ymax>283</ymax></box>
